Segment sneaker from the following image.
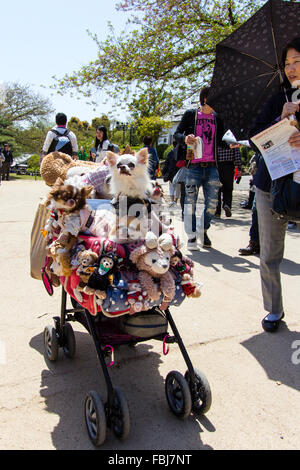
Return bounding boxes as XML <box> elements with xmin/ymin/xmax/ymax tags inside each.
<box><xmin>223</xmin><ymin>205</ymin><xmax>232</xmax><ymax>217</ymax></box>
<box><xmin>169</xmin><ymin>201</ymin><xmax>177</xmax><ymax>208</ymax></box>
<box><xmin>187</xmin><ymin>237</ymin><xmax>198</xmax><ymax>250</ymax></box>
<box><xmin>203</xmin><ymin>232</ymin><xmax>212</xmax><ymax>248</ymax></box>
<box><xmin>288</xmin><ymin>222</ymin><xmax>297</xmax><ymax>229</ymax></box>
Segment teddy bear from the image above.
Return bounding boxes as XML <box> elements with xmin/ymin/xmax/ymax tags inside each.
<box><xmin>84</xmin><ymin>252</ymin><xmax>119</xmax><ymax>300</ymax></box>
<box><xmin>40</xmin><ymin>151</ymin><xmax>111</xmax><ymax>198</ymax></box>
<box><xmin>40</xmin><ymin>151</ymin><xmax>97</xmax><ymax>186</ymax></box>
<box><xmin>129</xmin><ymin>232</ymin><xmax>176</xmax><ymax>303</ymax></box>
<box><xmin>126</xmin><ymin>279</ymin><xmax>150</xmax><ymax>313</ymax></box>
<box><xmin>73</xmin><ymin>249</ymin><xmax>98</xmax><ymax>302</ymax></box>
<box><xmin>170</xmin><ymin>250</ymin><xmax>201</xmax><ymax>298</ymax></box>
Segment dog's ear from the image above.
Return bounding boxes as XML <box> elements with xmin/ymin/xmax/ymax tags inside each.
<box><xmin>136</xmin><ymin>148</ymin><xmax>148</xmax><ymax>165</ymax></box>
<box><xmin>106</xmin><ymin>151</ymin><xmax>117</xmax><ymax>167</ymax></box>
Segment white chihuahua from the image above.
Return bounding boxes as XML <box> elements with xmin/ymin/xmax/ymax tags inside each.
<box><xmin>106</xmin><ymin>149</ymin><xmax>153</xmax><ymax>199</ymax></box>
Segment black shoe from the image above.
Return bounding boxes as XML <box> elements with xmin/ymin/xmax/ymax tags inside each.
<box><xmin>214</xmin><ymin>210</ymin><xmax>221</xmax><ymax>218</ymax></box>
<box><xmin>203</xmin><ymin>232</ymin><xmax>212</xmax><ymax>248</ymax></box>
<box><xmin>223</xmin><ymin>205</ymin><xmax>232</xmax><ymax>217</ymax></box>
<box><xmin>262</xmin><ymin>312</ymin><xmax>285</xmax><ymax>332</ymax></box>
<box><xmin>239</xmin><ymin>241</ymin><xmax>260</xmax><ymax>256</ymax></box>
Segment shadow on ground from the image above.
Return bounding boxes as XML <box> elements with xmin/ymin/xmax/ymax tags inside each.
<box><xmin>30</xmin><ymin>323</ymin><xmax>214</xmax><ymax>450</ymax></box>
<box><xmin>241</xmin><ymin>323</ymin><xmax>300</xmax><ymax>391</ymax></box>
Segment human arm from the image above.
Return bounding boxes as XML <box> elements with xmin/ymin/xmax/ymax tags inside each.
<box><xmin>174</xmin><ymin>109</ymin><xmax>196</xmax><ymax>145</ymax></box>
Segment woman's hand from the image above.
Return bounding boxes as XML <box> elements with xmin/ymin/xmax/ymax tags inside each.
<box><xmin>288</xmin><ymin>130</ymin><xmax>300</xmax><ymax>148</ymax></box>
<box><xmin>185</xmin><ymin>134</ymin><xmax>196</xmax><ymax>145</ymax></box>
<box><xmin>281</xmin><ymin>102</ymin><xmax>299</xmax><ymax>120</ymax></box>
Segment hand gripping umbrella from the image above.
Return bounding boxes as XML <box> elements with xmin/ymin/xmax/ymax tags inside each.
<box><xmin>207</xmin><ymin>0</ymin><xmax>300</xmax><ymax>140</ymax></box>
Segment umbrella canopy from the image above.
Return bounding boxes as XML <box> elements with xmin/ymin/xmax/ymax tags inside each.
<box><xmin>207</xmin><ymin>0</ymin><xmax>300</xmax><ymax>140</ymax></box>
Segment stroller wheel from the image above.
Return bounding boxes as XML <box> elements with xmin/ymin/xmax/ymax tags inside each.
<box><xmin>109</xmin><ymin>387</ymin><xmax>130</xmax><ymax>440</ymax></box>
<box><xmin>62</xmin><ymin>323</ymin><xmax>76</xmax><ymax>358</ymax></box>
<box><xmin>44</xmin><ymin>325</ymin><xmax>59</xmax><ymax>362</ymax></box>
<box><xmin>165</xmin><ymin>370</ymin><xmax>192</xmax><ymax>419</ymax></box>
<box><xmin>185</xmin><ymin>368</ymin><xmax>212</xmax><ymax>415</ymax></box>
<box><xmin>85</xmin><ymin>391</ymin><xmax>107</xmax><ymax>447</ymax></box>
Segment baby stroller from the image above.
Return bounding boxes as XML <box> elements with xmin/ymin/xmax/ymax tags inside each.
<box><xmin>41</xmin><ymin>201</ymin><xmax>212</xmax><ymax>447</ymax></box>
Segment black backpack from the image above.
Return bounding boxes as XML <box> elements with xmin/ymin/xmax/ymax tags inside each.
<box><xmin>47</xmin><ymin>129</ymin><xmax>73</xmax><ymax>156</ymax></box>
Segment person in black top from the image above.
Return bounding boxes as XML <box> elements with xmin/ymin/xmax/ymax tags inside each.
<box><xmin>1</xmin><ymin>144</ymin><xmax>13</xmax><ymax>181</ymax></box>
<box><xmin>249</xmin><ymin>37</ymin><xmax>300</xmax><ymax>332</ymax></box>
<box><xmin>174</xmin><ymin>87</ymin><xmax>226</xmax><ymax>250</ymax></box>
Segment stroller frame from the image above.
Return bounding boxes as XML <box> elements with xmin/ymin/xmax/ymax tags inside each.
<box><xmin>43</xmin><ymin>285</ymin><xmax>212</xmax><ymax>446</ymax></box>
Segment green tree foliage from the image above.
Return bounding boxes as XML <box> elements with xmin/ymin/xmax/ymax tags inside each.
<box><xmin>91</xmin><ymin>115</ymin><xmax>111</xmax><ymax>130</ymax></box>
<box><xmin>137</xmin><ymin>116</ymin><xmax>172</xmax><ymax>147</ymax></box>
<box><xmin>27</xmin><ymin>154</ymin><xmax>40</xmax><ymax>172</ymax></box>
<box><xmin>0</xmin><ymin>82</ymin><xmax>53</xmax><ymax>126</ymax></box>
<box><xmin>0</xmin><ymin>82</ymin><xmax>53</xmax><ymax>155</ymax></box>
<box><xmin>53</xmin><ymin>0</ymin><xmax>263</xmax><ymax>112</ymax></box>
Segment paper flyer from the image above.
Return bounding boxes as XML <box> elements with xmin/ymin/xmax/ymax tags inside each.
<box><xmin>251</xmin><ymin>118</ymin><xmax>300</xmax><ymax>180</ymax></box>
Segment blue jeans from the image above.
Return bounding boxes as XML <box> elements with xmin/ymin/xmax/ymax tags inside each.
<box><xmin>183</xmin><ymin>165</ymin><xmax>220</xmax><ymax>237</ymax></box>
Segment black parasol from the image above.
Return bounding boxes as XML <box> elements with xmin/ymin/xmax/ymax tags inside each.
<box><xmin>207</xmin><ymin>0</ymin><xmax>300</xmax><ymax>140</ymax></box>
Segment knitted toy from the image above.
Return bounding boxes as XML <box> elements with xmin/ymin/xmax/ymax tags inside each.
<box><xmin>170</xmin><ymin>250</ymin><xmax>201</xmax><ymax>298</ymax></box>
<box><xmin>129</xmin><ymin>232</ymin><xmax>175</xmax><ymax>302</ymax></box>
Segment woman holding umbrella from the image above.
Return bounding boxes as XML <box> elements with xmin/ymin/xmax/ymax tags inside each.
<box><xmin>249</xmin><ymin>37</ymin><xmax>300</xmax><ymax>332</ymax></box>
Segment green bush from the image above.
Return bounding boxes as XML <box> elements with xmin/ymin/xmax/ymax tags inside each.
<box><xmin>163</xmin><ymin>145</ymin><xmax>173</xmax><ymax>160</ymax></box>
<box><xmin>27</xmin><ymin>154</ymin><xmax>40</xmax><ymax>172</ymax></box>
<box><xmin>157</xmin><ymin>143</ymin><xmax>170</xmax><ymax>159</ymax></box>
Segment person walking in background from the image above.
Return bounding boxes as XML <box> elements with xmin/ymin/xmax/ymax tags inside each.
<box><xmin>161</xmin><ymin>141</ymin><xmax>180</xmax><ymax>208</ymax></box>
<box><xmin>249</xmin><ymin>36</ymin><xmax>300</xmax><ymax>333</ymax></box>
<box><xmin>0</xmin><ymin>147</ymin><xmax>5</xmax><ymax>184</ymax></box>
<box><xmin>91</xmin><ymin>125</ymin><xmax>110</xmax><ymax>163</ymax></box>
<box><xmin>215</xmin><ymin>143</ymin><xmax>242</xmax><ymax>218</ymax></box>
<box><xmin>174</xmin><ymin>86</ymin><xmax>226</xmax><ymax>250</ymax></box>
<box><xmin>41</xmin><ymin>113</ymin><xmax>78</xmax><ymax>161</ymax></box>
<box><xmin>1</xmin><ymin>143</ymin><xmax>13</xmax><ymax>181</ymax></box>
<box><xmin>141</xmin><ymin>136</ymin><xmax>159</xmax><ymax>180</ymax></box>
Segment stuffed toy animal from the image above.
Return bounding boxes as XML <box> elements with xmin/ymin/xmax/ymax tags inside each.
<box><xmin>170</xmin><ymin>250</ymin><xmax>201</xmax><ymax>298</ymax></box>
<box><xmin>84</xmin><ymin>252</ymin><xmax>119</xmax><ymax>300</ymax></box>
<box><xmin>126</xmin><ymin>279</ymin><xmax>150</xmax><ymax>313</ymax></box>
<box><xmin>73</xmin><ymin>249</ymin><xmax>98</xmax><ymax>302</ymax></box>
<box><xmin>41</xmin><ymin>151</ymin><xmax>111</xmax><ymax>198</ymax></box>
<box><xmin>129</xmin><ymin>232</ymin><xmax>175</xmax><ymax>302</ymax></box>
<box><xmin>41</xmin><ymin>151</ymin><xmax>97</xmax><ymax>187</ymax></box>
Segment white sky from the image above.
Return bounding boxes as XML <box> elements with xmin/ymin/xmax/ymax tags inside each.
<box><xmin>1</xmin><ymin>0</ymin><xmax>129</xmax><ymax>124</ymax></box>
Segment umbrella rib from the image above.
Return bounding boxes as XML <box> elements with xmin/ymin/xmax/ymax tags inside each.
<box><xmin>221</xmin><ymin>45</ymin><xmax>276</xmax><ymax>70</ymax></box>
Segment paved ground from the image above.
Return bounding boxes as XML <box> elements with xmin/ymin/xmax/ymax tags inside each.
<box><xmin>0</xmin><ymin>176</ymin><xmax>299</xmax><ymax>450</ymax></box>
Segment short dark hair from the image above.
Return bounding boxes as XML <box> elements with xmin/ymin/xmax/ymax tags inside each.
<box><xmin>143</xmin><ymin>136</ymin><xmax>152</xmax><ymax>146</ymax></box>
<box><xmin>55</xmin><ymin>113</ymin><xmax>67</xmax><ymax>125</ymax></box>
<box><xmin>281</xmin><ymin>37</ymin><xmax>300</xmax><ymax>89</ymax></box>
<box><xmin>199</xmin><ymin>87</ymin><xmax>211</xmax><ymax>106</ymax></box>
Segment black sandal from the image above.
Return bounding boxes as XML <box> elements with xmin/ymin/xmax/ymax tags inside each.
<box><xmin>261</xmin><ymin>312</ymin><xmax>285</xmax><ymax>332</ymax></box>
